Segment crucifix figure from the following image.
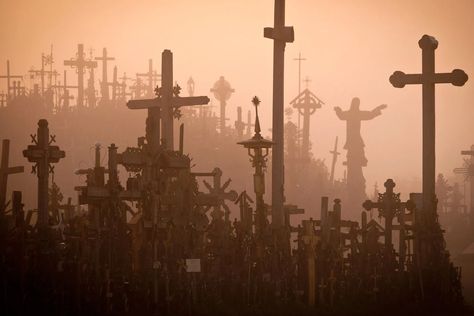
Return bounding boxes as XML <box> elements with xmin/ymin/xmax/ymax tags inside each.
<box><xmin>335</xmin><ymin>97</ymin><xmax>386</xmax><ymax>211</ymax></box>
<box><xmin>23</xmin><ymin>119</ymin><xmax>65</xmax><ymax>229</ymax></box>
<box><xmin>211</xmin><ymin>76</ymin><xmax>234</xmax><ymax>135</ymax></box>
<box><xmin>64</xmin><ymin>44</ymin><xmax>98</xmax><ymax>108</ymax></box>
<box><xmin>0</xmin><ymin>60</ymin><xmax>23</xmax><ymax>103</ymax></box>
<box><xmin>127</xmin><ymin>49</ymin><xmax>210</xmax><ymax>151</ymax></box>
<box><xmin>265</xmin><ymin>0</ymin><xmax>294</xmax><ymax>229</ymax></box>
<box><xmin>0</xmin><ymin>139</ymin><xmax>24</xmax><ymax>212</ymax></box>
<box><xmin>290</xmin><ymin>89</ymin><xmax>324</xmax><ymax>161</ymax></box>
<box><xmin>95</xmin><ymin>47</ymin><xmax>115</xmax><ymax>104</ymax></box>
<box><xmin>389</xmin><ymin>34</ymin><xmax>468</xmax><ymax>217</ymax></box>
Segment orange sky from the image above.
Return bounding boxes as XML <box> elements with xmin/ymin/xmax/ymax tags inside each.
<box><xmin>1</xmin><ymin>0</ymin><xmax>473</xmax><ymax>196</ymax></box>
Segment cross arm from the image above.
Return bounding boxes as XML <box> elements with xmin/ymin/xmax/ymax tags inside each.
<box><xmin>127</xmin><ymin>98</ymin><xmax>160</xmax><ymax>110</ymax></box>
<box><xmin>390</xmin><ymin>69</ymin><xmax>468</xmax><ymax>88</ymax></box>
<box><xmin>173</xmin><ymin>96</ymin><xmax>210</xmax><ymax>107</ymax></box>
<box><xmin>362</xmin><ymin>200</ymin><xmax>380</xmax><ymax>211</ymax></box>
<box><xmin>264</xmin><ymin>27</ymin><xmax>295</xmax><ymax>43</ymax></box>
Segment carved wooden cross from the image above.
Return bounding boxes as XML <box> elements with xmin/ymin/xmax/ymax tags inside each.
<box><xmin>202</xmin><ymin>167</ymin><xmax>237</xmax><ymax>222</ymax></box>
<box><xmin>0</xmin><ymin>139</ymin><xmax>24</xmax><ymax>212</ymax></box>
<box><xmin>0</xmin><ymin>60</ymin><xmax>23</xmax><ymax>102</ymax></box>
<box><xmin>64</xmin><ymin>44</ymin><xmax>98</xmax><ymax>108</ymax></box>
<box><xmin>23</xmin><ymin>119</ymin><xmax>65</xmax><ymax>229</ymax></box>
<box><xmin>95</xmin><ymin>47</ymin><xmax>115</xmax><ymax>102</ymax></box>
<box><xmin>127</xmin><ymin>50</ymin><xmax>210</xmax><ymax>151</ymax></box>
<box><xmin>389</xmin><ymin>35</ymin><xmax>468</xmax><ymax>216</ymax></box>
<box><xmin>362</xmin><ymin>179</ymin><xmax>405</xmax><ymax>272</ymax></box>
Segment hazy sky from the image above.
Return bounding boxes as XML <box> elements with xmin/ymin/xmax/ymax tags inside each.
<box><xmin>1</xmin><ymin>0</ymin><xmax>473</xmax><ymax>195</ymax></box>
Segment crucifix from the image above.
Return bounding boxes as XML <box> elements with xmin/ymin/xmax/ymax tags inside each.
<box><xmin>127</xmin><ymin>49</ymin><xmax>210</xmax><ymax>151</ymax></box>
<box><xmin>454</xmin><ymin>145</ymin><xmax>474</xmax><ymax>214</ymax></box>
<box><xmin>0</xmin><ymin>60</ymin><xmax>23</xmax><ymax>103</ymax></box>
<box><xmin>264</xmin><ymin>0</ymin><xmax>294</xmax><ymax>229</ymax></box>
<box><xmin>0</xmin><ymin>139</ymin><xmax>24</xmax><ymax>213</ymax></box>
<box><xmin>137</xmin><ymin>59</ymin><xmax>161</xmax><ymax>97</ymax></box>
<box><xmin>329</xmin><ymin>136</ymin><xmax>340</xmax><ymax>184</ymax></box>
<box><xmin>210</xmin><ymin>76</ymin><xmax>234</xmax><ymax>135</ymax></box>
<box><xmin>64</xmin><ymin>44</ymin><xmax>98</xmax><ymax>108</ymax></box>
<box><xmin>290</xmin><ymin>88</ymin><xmax>324</xmax><ymax>161</ymax></box>
<box><xmin>95</xmin><ymin>47</ymin><xmax>115</xmax><ymax>104</ymax></box>
<box><xmin>389</xmin><ymin>34</ymin><xmax>468</xmax><ymax>217</ymax></box>
<box><xmin>23</xmin><ymin>119</ymin><xmax>65</xmax><ymax>229</ymax></box>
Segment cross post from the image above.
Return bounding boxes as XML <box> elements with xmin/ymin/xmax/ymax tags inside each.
<box><xmin>329</xmin><ymin>136</ymin><xmax>340</xmax><ymax>184</ymax></box>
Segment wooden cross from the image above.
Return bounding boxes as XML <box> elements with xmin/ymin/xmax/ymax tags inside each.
<box><xmin>29</xmin><ymin>52</ymin><xmax>57</xmax><ymax>95</ymax></box>
<box><xmin>127</xmin><ymin>49</ymin><xmax>210</xmax><ymax>151</ymax></box>
<box><xmin>210</xmin><ymin>76</ymin><xmax>234</xmax><ymax>134</ymax></box>
<box><xmin>95</xmin><ymin>47</ymin><xmax>115</xmax><ymax>102</ymax></box>
<box><xmin>23</xmin><ymin>119</ymin><xmax>65</xmax><ymax>229</ymax></box>
<box><xmin>303</xmin><ymin>76</ymin><xmax>311</xmax><ymax>89</ymax></box>
<box><xmin>362</xmin><ymin>179</ymin><xmax>404</xmax><ymax>272</ymax></box>
<box><xmin>202</xmin><ymin>167</ymin><xmax>238</xmax><ymax>222</ymax></box>
<box><xmin>137</xmin><ymin>59</ymin><xmax>161</xmax><ymax>97</ymax></box>
<box><xmin>245</xmin><ymin>109</ymin><xmax>255</xmax><ymax>138</ymax></box>
<box><xmin>454</xmin><ymin>145</ymin><xmax>474</xmax><ymax>214</ymax></box>
<box><xmin>290</xmin><ymin>89</ymin><xmax>324</xmax><ymax>161</ymax></box>
<box><xmin>107</xmin><ymin>66</ymin><xmax>120</xmax><ymax>104</ymax></box>
<box><xmin>389</xmin><ymin>35</ymin><xmax>468</xmax><ymax>216</ymax></box>
<box><xmin>329</xmin><ymin>136</ymin><xmax>340</xmax><ymax>184</ymax></box>
<box><xmin>51</xmin><ymin>70</ymin><xmax>78</xmax><ymax>111</ymax></box>
<box><xmin>0</xmin><ymin>139</ymin><xmax>24</xmax><ymax>212</ymax></box>
<box><xmin>64</xmin><ymin>44</ymin><xmax>98</xmax><ymax>108</ymax></box>
<box><xmin>118</xmin><ymin>72</ymin><xmax>133</xmax><ymax>100</ymax></box>
<box><xmin>234</xmin><ymin>106</ymin><xmax>245</xmax><ymax>138</ymax></box>
<box><xmin>0</xmin><ymin>60</ymin><xmax>23</xmax><ymax>102</ymax></box>
<box><xmin>293</xmin><ymin>52</ymin><xmax>306</xmax><ymax>95</ymax></box>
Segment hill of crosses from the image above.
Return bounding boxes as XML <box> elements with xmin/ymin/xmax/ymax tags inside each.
<box><xmin>0</xmin><ymin>1</ymin><xmax>473</xmax><ymax>315</ymax></box>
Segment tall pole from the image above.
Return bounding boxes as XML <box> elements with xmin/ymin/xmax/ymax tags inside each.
<box><xmin>265</xmin><ymin>0</ymin><xmax>294</xmax><ymax>229</ymax></box>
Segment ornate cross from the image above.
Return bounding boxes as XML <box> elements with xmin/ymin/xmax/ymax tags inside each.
<box><xmin>23</xmin><ymin>119</ymin><xmax>65</xmax><ymax>229</ymax></box>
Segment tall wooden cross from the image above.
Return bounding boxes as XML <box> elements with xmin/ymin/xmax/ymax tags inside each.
<box><xmin>0</xmin><ymin>60</ymin><xmax>23</xmax><ymax>103</ymax></box>
<box><xmin>29</xmin><ymin>52</ymin><xmax>56</xmax><ymax>96</ymax></box>
<box><xmin>293</xmin><ymin>53</ymin><xmax>306</xmax><ymax>147</ymax></box>
<box><xmin>127</xmin><ymin>50</ymin><xmax>210</xmax><ymax>151</ymax></box>
<box><xmin>95</xmin><ymin>47</ymin><xmax>115</xmax><ymax>103</ymax></box>
<box><xmin>23</xmin><ymin>119</ymin><xmax>65</xmax><ymax>229</ymax></box>
<box><xmin>264</xmin><ymin>0</ymin><xmax>294</xmax><ymax>228</ymax></box>
<box><xmin>64</xmin><ymin>44</ymin><xmax>98</xmax><ymax>108</ymax></box>
<box><xmin>329</xmin><ymin>136</ymin><xmax>340</xmax><ymax>184</ymax></box>
<box><xmin>290</xmin><ymin>89</ymin><xmax>324</xmax><ymax>161</ymax></box>
<box><xmin>389</xmin><ymin>35</ymin><xmax>468</xmax><ymax>216</ymax></box>
<box><xmin>0</xmin><ymin>139</ymin><xmax>24</xmax><ymax>213</ymax></box>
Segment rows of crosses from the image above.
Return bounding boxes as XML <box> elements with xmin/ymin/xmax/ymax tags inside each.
<box><xmin>454</xmin><ymin>145</ymin><xmax>474</xmax><ymax>213</ymax></box>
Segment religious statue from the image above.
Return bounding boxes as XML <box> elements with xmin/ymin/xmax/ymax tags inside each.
<box><xmin>334</xmin><ymin>97</ymin><xmax>386</xmax><ymax>215</ymax></box>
